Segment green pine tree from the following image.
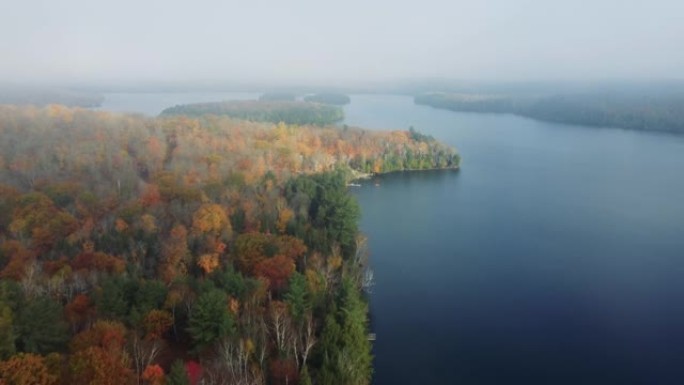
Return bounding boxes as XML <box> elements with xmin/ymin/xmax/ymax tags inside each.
<box><xmin>17</xmin><ymin>296</ymin><xmax>68</xmax><ymax>354</ymax></box>
<box><xmin>285</xmin><ymin>272</ymin><xmax>310</xmax><ymax>323</ymax></box>
<box><xmin>166</xmin><ymin>360</ymin><xmax>190</xmax><ymax>385</ymax></box>
<box><xmin>316</xmin><ymin>280</ymin><xmax>372</xmax><ymax>385</ymax></box>
<box><xmin>187</xmin><ymin>289</ymin><xmax>234</xmax><ymax>350</ymax></box>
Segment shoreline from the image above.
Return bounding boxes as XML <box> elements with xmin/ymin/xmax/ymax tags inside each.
<box><xmin>349</xmin><ymin>165</ymin><xmax>460</xmax><ymax>183</ymax></box>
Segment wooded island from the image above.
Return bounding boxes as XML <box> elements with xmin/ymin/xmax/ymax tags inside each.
<box><xmin>161</xmin><ymin>100</ymin><xmax>345</xmax><ymax>126</ymax></box>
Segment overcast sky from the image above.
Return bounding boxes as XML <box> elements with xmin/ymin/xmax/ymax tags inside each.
<box><xmin>1</xmin><ymin>0</ymin><xmax>683</xmax><ymax>85</ymax></box>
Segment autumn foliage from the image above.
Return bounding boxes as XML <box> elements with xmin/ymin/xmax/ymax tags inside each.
<box><xmin>0</xmin><ymin>353</ymin><xmax>58</xmax><ymax>385</ymax></box>
<box><xmin>143</xmin><ymin>310</ymin><xmax>173</xmax><ymax>340</ymax></box>
<box><xmin>0</xmin><ymin>105</ymin><xmax>453</xmax><ymax>385</ymax></box>
<box><xmin>141</xmin><ymin>364</ymin><xmax>164</xmax><ymax>385</ymax></box>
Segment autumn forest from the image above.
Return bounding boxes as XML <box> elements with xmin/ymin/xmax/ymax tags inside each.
<box><xmin>0</xmin><ymin>104</ymin><xmax>458</xmax><ymax>385</ymax></box>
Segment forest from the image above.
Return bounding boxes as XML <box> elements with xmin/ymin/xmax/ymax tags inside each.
<box><xmin>161</xmin><ymin>101</ymin><xmax>344</xmax><ymax>126</ymax></box>
<box><xmin>0</xmin><ymin>105</ymin><xmax>458</xmax><ymax>385</ymax></box>
<box><xmin>415</xmin><ymin>90</ymin><xmax>684</xmax><ymax>133</ymax></box>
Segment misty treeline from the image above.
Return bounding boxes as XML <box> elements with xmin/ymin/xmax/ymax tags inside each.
<box><xmin>259</xmin><ymin>93</ymin><xmax>297</xmax><ymax>102</ymax></box>
<box><xmin>0</xmin><ymin>86</ymin><xmax>103</xmax><ymax>108</ymax></box>
<box><xmin>0</xmin><ymin>105</ymin><xmax>458</xmax><ymax>385</ymax></box>
<box><xmin>303</xmin><ymin>94</ymin><xmax>350</xmax><ymax>106</ymax></box>
<box><xmin>161</xmin><ymin>100</ymin><xmax>345</xmax><ymax>126</ymax></box>
<box><xmin>416</xmin><ymin>91</ymin><xmax>684</xmax><ymax>133</ymax></box>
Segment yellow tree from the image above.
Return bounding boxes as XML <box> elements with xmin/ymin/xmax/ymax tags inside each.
<box><xmin>160</xmin><ymin>225</ymin><xmax>190</xmax><ymax>284</ymax></box>
<box><xmin>197</xmin><ymin>254</ymin><xmax>220</xmax><ymax>275</ymax></box>
<box><xmin>192</xmin><ymin>204</ymin><xmax>230</xmax><ymax>236</ymax></box>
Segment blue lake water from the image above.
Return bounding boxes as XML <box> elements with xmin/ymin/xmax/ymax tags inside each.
<box><xmin>100</xmin><ymin>92</ymin><xmax>684</xmax><ymax>384</ymax></box>
<box><xmin>345</xmin><ymin>95</ymin><xmax>684</xmax><ymax>385</ymax></box>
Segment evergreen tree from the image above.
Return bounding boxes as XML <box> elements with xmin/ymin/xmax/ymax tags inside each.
<box><xmin>16</xmin><ymin>296</ymin><xmax>68</xmax><ymax>354</ymax></box>
<box><xmin>95</xmin><ymin>277</ymin><xmax>131</xmax><ymax>321</ymax></box>
<box><xmin>337</xmin><ymin>280</ymin><xmax>372</xmax><ymax>385</ymax></box>
<box><xmin>187</xmin><ymin>289</ymin><xmax>234</xmax><ymax>350</ymax></box>
<box><xmin>166</xmin><ymin>360</ymin><xmax>189</xmax><ymax>385</ymax></box>
<box><xmin>285</xmin><ymin>272</ymin><xmax>310</xmax><ymax>323</ymax></box>
<box><xmin>210</xmin><ymin>267</ymin><xmax>249</xmax><ymax>300</ymax></box>
<box><xmin>318</xmin><ymin>312</ymin><xmax>343</xmax><ymax>385</ymax></box>
<box><xmin>0</xmin><ymin>303</ymin><xmax>15</xmax><ymax>359</ymax></box>
<box><xmin>316</xmin><ymin>280</ymin><xmax>372</xmax><ymax>385</ymax></box>
<box><xmin>285</xmin><ymin>171</ymin><xmax>360</xmax><ymax>258</ymax></box>
<box><xmin>129</xmin><ymin>279</ymin><xmax>167</xmax><ymax>325</ymax></box>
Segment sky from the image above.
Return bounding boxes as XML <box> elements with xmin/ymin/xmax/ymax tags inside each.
<box><xmin>1</xmin><ymin>0</ymin><xmax>683</xmax><ymax>85</ymax></box>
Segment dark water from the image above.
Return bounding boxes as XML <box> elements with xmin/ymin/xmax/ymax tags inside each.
<box><xmin>100</xmin><ymin>92</ymin><xmax>684</xmax><ymax>384</ymax></box>
<box><xmin>345</xmin><ymin>95</ymin><xmax>684</xmax><ymax>385</ymax></box>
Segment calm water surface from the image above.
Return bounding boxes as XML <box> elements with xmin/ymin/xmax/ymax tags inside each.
<box><xmin>101</xmin><ymin>93</ymin><xmax>684</xmax><ymax>384</ymax></box>
<box><xmin>345</xmin><ymin>95</ymin><xmax>684</xmax><ymax>385</ymax></box>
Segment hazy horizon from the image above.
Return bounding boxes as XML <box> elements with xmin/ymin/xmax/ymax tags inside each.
<box><xmin>2</xmin><ymin>0</ymin><xmax>684</xmax><ymax>86</ymax></box>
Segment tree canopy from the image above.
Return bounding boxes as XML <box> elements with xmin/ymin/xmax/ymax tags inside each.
<box><xmin>0</xmin><ymin>105</ymin><xmax>459</xmax><ymax>384</ymax></box>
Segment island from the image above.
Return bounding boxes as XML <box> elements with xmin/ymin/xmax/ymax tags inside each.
<box><xmin>258</xmin><ymin>92</ymin><xmax>297</xmax><ymax>102</ymax></box>
<box><xmin>303</xmin><ymin>93</ymin><xmax>351</xmax><ymax>106</ymax></box>
<box><xmin>160</xmin><ymin>100</ymin><xmax>345</xmax><ymax>126</ymax></box>
<box><xmin>0</xmin><ymin>104</ymin><xmax>458</xmax><ymax>385</ymax></box>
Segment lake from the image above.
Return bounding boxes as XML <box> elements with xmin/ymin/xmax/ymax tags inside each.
<box><xmin>100</xmin><ymin>93</ymin><xmax>684</xmax><ymax>384</ymax></box>
<box><xmin>345</xmin><ymin>95</ymin><xmax>684</xmax><ymax>385</ymax></box>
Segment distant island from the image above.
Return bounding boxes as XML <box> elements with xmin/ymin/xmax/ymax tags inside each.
<box><xmin>415</xmin><ymin>91</ymin><xmax>684</xmax><ymax>134</ymax></box>
<box><xmin>303</xmin><ymin>93</ymin><xmax>351</xmax><ymax>105</ymax></box>
<box><xmin>258</xmin><ymin>92</ymin><xmax>297</xmax><ymax>101</ymax></box>
<box><xmin>160</xmin><ymin>100</ymin><xmax>344</xmax><ymax>125</ymax></box>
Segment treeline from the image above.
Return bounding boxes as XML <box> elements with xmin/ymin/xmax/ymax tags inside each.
<box><xmin>0</xmin><ymin>105</ymin><xmax>458</xmax><ymax>385</ymax></box>
<box><xmin>415</xmin><ymin>93</ymin><xmax>517</xmax><ymax>114</ymax></box>
<box><xmin>259</xmin><ymin>93</ymin><xmax>297</xmax><ymax>102</ymax></box>
<box><xmin>0</xmin><ymin>86</ymin><xmax>103</xmax><ymax>108</ymax></box>
<box><xmin>160</xmin><ymin>100</ymin><xmax>344</xmax><ymax>126</ymax></box>
<box><xmin>303</xmin><ymin>94</ymin><xmax>350</xmax><ymax>106</ymax></box>
<box><xmin>416</xmin><ymin>91</ymin><xmax>684</xmax><ymax>133</ymax></box>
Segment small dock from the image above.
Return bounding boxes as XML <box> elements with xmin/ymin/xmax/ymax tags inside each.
<box><xmin>367</xmin><ymin>333</ymin><xmax>376</xmax><ymax>341</ymax></box>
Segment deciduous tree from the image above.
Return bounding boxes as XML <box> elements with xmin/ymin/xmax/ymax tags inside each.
<box><xmin>0</xmin><ymin>353</ymin><xmax>58</xmax><ymax>385</ymax></box>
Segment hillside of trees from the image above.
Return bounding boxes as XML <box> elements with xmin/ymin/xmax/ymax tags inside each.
<box><xmin>303</xmin><ymin>94</ymin><xmax>350</xmax><ymax>106</ymax></box>
<box><xmin>160</xmin><ymin>100</ymin><xmax>344</xmax><ymax>126</ymax></box>
<box><xmin>415</xmin><ymin>91</ymin><xmax>684</xmax><ymax>133</ymax></box>
<box><xmin>0</xmin><ymin>105</ymin><xmax>458</xmax><ymax>385</ymax></box>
